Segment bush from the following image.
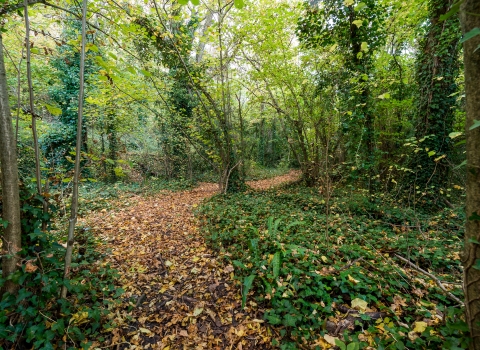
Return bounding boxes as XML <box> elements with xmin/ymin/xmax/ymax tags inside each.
<box><xmin>0</xmin><ymin>185</ymin><xmax>123</xmax><ymax>349</ymax></box>
<box><xmin>197</xmin><ymin>185</ymin><xmax>468</xmax><ymax>349</ymax></box>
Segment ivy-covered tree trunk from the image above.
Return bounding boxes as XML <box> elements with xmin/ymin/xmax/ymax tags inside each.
<box><xmin>412</xmin><ymin>0</ymin><xmax>460</xmax><ymax>191</ymax></box>
<box><xmin>0</xmin><ymin>34</ymin><xmax>22</xmax><ymax>295</ymax></box>
<box><xmin>460</xmin><ymin>0</ymin><xmax>480</xmax><ymax>347</ymax></box>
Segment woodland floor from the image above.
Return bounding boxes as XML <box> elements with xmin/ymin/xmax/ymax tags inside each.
<box><xmin>84</xmin><ymin>171</ymin><xmax>301</xmax><ymax>350</ymax></box>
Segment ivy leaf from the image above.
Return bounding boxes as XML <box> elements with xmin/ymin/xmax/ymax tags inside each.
<box><xmin>335</xmin><ymin>339</ymin><xmax>346</xmax><ymax>350</ymax></box>
<box><xmin>177</xmin><ymin>0</ymin><xmax>188</xmax><ymax>4</ymax></box>
<box><xmin>284</xmin><ymin>314</ymin><xmax>296</xmax><ymax>327</ymax></box>
<box><xmin>191</xmin><ymin>0</ymin><xmax>200</xmax><ymax>4</ymax></box>
<box><xmin>469</xmin><ymin>119</ymin><xmax>480</xmax><ymax>130</ymax></box>
<box><xmin>473</xmin><ymin>259</ymin><xmax>480</xmax><ymax>270</ymax></box>
<box><xmin>347</xmin><ymin>343</ymin><xmax>360</xmax><ymax>350</ymax></box>
<box><xmin>461</xmin><ymin>27</ymin><xmax>480</xmax><ymax>44</ymax></box>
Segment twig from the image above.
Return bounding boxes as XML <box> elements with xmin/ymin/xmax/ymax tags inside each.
<box><xmin>335</xmin><ymin>257</ymin><xmax>364</xmax><ymax>274</ymax></box>
<box><xmin>134</xmin><ymin>293</ymin><xmax>146</xmax><ymax>308</ymax></box>
<box><xmin>394</xmin><ymin>254</ymin><xmax>464</xmax><ymax>306</ymax></box>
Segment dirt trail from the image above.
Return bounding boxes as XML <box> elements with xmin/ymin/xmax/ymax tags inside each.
<box><xmin>86</xmin><ymin>171</ymin><xmax>300</xmax><ymax>349</ymax></box>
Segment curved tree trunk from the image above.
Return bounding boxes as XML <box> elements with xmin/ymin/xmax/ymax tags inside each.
<box><xmin>0</xmin><ymin>34</ymin><xmax>22</xmax><ymax>295</ymax></box>
<box><xmin>460</xmin><ymin>1</ymin><xmax>480</xmax><ymax>348</ymax></box>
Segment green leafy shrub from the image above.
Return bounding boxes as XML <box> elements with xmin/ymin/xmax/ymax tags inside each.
<box><xmin>0</xmin><ymin>185</ymin><xmax>123</xmax><ymax>349</ymax></box>
<box><xmin>197</xmin><ymin>185</ymin><xmax>468</xmax><ymax>349</ymax></box>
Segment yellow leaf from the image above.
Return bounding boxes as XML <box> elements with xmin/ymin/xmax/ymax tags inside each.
<box><xmin>351</xmin><ymin>298</ymin><xmax>368</xmax><ymax>312</ymax></box>
<box><xmin>70</xmin><ymin>311</ymin><xmax>89</xmax><ymax>325</ymax></box>
<box><xmin>413</xmin><ymin>321</ymin><xmax>428</xmax><ymax>333</ymax></box>
<box><xmin>321</xmin><ymin>256</ymin><xmax>328</xmax><ymax>263</ymax></box>
<box><xmin>139</xmin><ymin>327</ymin><xmax>152</xmax><ymax>335</ymax></box>
<box><xmin>353</xmin><ymin>19</ymin><xmax>363</xmax><ymax>28</ymax></box>
<box><xmin>323</xmin><ymin>334</ymin><xmax>339</xmax><ymax>346</ymax></box>
<box><xmin>343</xmin><ymin>0</ymin><xmax>354</xmax><ymax>6</ymax></box>
<box><xmin>348</xmin><ymin>274</ymin><xmax>360</xmax><ymax>284</ymax></box>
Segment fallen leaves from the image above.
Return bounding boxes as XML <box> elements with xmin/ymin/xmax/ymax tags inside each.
<box><xmin>25</xmin><ymin>260</ymin><xmax>39</xmax><ymax>273</ymax></box>
<box><xmin>351</xmin><ymin>298</ymin><xmax>368</xmax><ymax>313</ymax></box>
<box><xmin>81</xmin><ymin>180</ymin><xmax>287</xmax><ymax>349</ymax></box>
<box><xmin>413</xmin><ymin>321</ymin><xmax>428</xmax><ymax>333</ymax></box>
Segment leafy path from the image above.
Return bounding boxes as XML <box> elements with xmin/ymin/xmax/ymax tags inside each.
<box><xmin>86</xmin><ymin>171</ymin><xmax>300</xmax><ymax>349</ymax></box>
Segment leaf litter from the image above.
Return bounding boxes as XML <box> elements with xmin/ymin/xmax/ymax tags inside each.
<box><xmin>83</xmin><ymin>172</ymin><xmax>300</xmax><ymax>349</ymax></box>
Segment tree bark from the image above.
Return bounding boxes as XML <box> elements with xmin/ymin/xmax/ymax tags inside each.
<box><xmin>0</xmin><ymin>34</ymin><xmax>22</xmax><ymax>295</ymax></box>
<box><xmin>461</xmin><ymin>1</ymin><xmax>480</xmax><ymax>348</ymax></box>
<box><xmin>24</xmin><ymin>0</ymin><xmax>48</xmax><ymax>231</ymax></box>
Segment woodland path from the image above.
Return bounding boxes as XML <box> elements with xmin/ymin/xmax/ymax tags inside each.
<box><xmin>85</xmin><ymin>171</ymin><xmax>300</xmax><ymax>349</ymax></box>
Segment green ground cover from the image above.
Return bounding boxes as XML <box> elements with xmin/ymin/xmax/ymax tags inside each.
<box><xmin>197</xmin><ymin>184</ymin><xmax>468</xmax><ymax>349</ymax></box>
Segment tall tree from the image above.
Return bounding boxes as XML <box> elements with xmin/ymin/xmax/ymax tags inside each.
<box><xmin>411</xmin><ymin>0</ymin><xmax>460</xmax><ymax>192</ymax></box>
<box><xmin>460</xmin><ymin>0</ymin><xmax>480</xmax><ymax>347</ymax></box>
<box><xmin>298</xmin><ymin>0</ymin><xmax>386</xmax><ymax>190</ymax></box>
<box><xmin>0</xmin><ymin>34</ymin><xmax>22</xmax><ymax>295</ymax></box>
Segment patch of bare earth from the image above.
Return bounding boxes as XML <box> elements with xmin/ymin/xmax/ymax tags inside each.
<box><xmin>85</xmin><ymin>173</ymin><xmax>300</xmax><ymax>349</ymax></box>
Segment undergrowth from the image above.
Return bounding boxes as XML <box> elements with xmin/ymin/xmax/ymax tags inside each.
<box><xmin>197</xmin><ymin>184</ymin><xmax>468</xmax><ymax>349</ymax></box>
<box><xmin>0</xmin><ymin>186</ymin><xmax>123</xmax><ymax>349</ymax></box>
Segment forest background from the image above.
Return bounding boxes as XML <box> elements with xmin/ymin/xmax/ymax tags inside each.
<box><xmin>0</xmin><ymin>0</ymin><xmax>479</xmax><ymax>349</ymax></box>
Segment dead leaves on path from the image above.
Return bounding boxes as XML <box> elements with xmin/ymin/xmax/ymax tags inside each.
<box><xmin>86</xmin><ymin>182</ymin><xmax>280</xmax><ymax>349</ymax></box>
<box><xmin>247</xmin><ymin>170</ymin><xmax>301</xmax><ymax>190</ymax></box>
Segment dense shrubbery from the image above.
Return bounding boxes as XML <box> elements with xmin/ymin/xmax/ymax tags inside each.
<box><xmin>0</xmin><ymin>185</ymin><xmax>123</xmax><ymax>349</ymax></box>
<box><xmin>197</xmin><ymin>184</ymin><xmax>468</xmax><ymax>349</ymax></box>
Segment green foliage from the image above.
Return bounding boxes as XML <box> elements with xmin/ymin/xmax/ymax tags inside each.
<box><xmin>408</xmin><ymin>0</ymin><xmax>461</xmax><ymax>191</ymax></box>
<box><xmin>0</xmin><ymin>186</ymin><xmax>122</xmax><ymax>349</ymax></box>
<box><xmin>298</xmin><ymin>0</ymin><xmax>387</xmax><ymax>182</ymax></box>
<box><xmin>42</xmin><ymin>10</ymin><xmax>97</xmax><ymax>171</ymax></box>
<box><xmin>197</xmin><ymin>184</ymin><xmax>468</xmax><ymax>348</ymax></box>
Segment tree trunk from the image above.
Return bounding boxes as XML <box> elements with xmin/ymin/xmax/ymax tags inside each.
<box><xmin>412</xmin><ymin>0</ymin><xmax>460</xmax><ymax>190</ymax></box>
<box><xmin>61</xmin><ymin>0</ymin><xmax>87</xmax><ymax>299</ymax></box>
<box><xmin>0</xmin><ymin>34</ymin><xmax>22</xmax><ymax>295</ymax></box>
<box><xmin>461</xmin><ymin>1</ymin><xmax>480</xmax><ymax>347</ymax></box>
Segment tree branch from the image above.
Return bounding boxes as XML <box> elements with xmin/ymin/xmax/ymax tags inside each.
<box><xmin>395</xmin><ymin>254</ymin><xmax>464</xmax><ymax>306</ymax></box>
